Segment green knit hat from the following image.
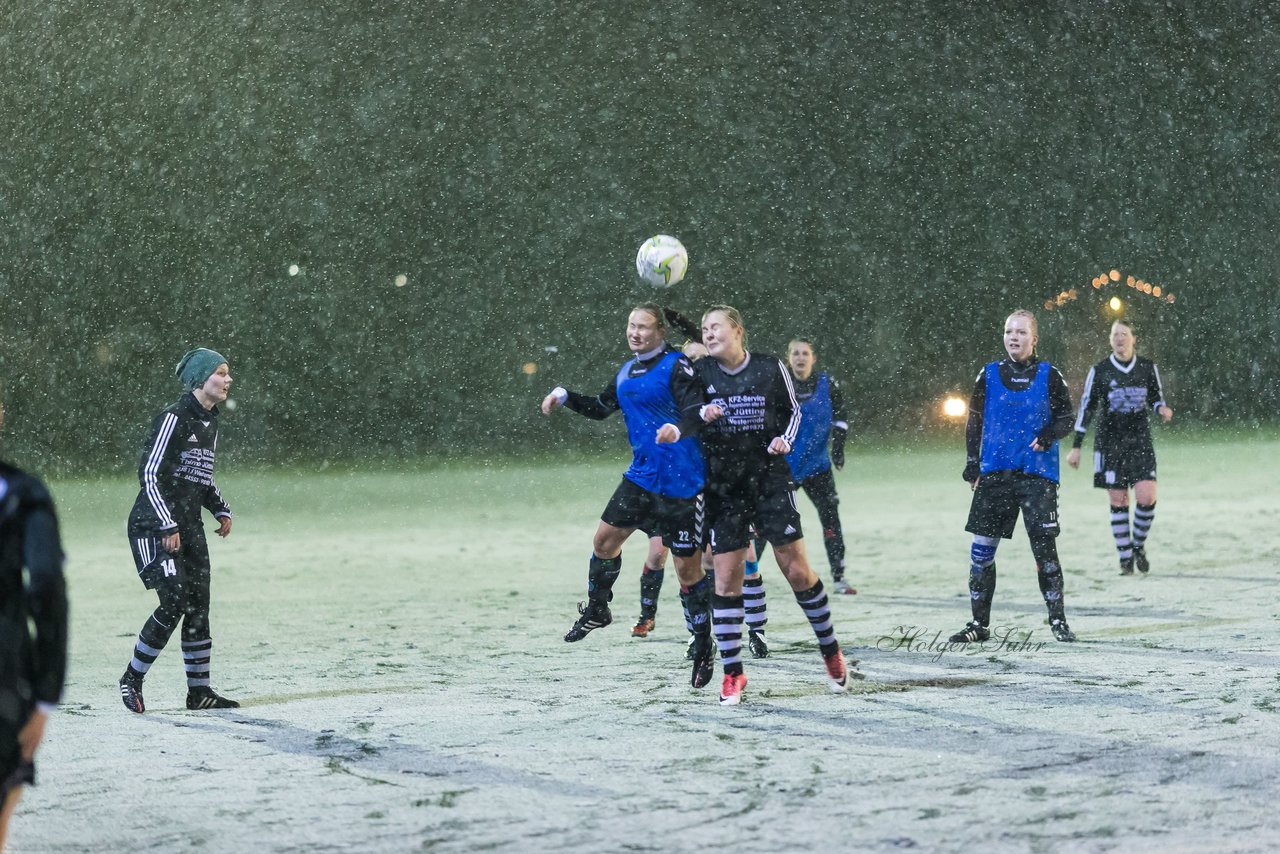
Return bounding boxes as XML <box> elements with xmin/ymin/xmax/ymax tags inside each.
<box><xmin>175</xmin><ymin>348</ymin><xmax>228</xmax><ymax>390</ymax></box>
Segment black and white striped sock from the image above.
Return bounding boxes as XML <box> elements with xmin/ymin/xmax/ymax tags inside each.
<box><xmin>711</xmin><ymin>593</ymin><xmax>745</xmax><ymax>676</ymax></box>
<box><xmin>795</xmin><ymin>580</ymin><xmax>840</xmax><ymax>658</ymax></box>
<box><xmin>182</xmin><ymin>638</ymin><xmax>213</xmax><ymax>688</ymax></box>
<box><xmin>127</xmin><ymin>613</ymin><xmax>177</xmax><ymax>680</ymax></box>
<box><xmin>1110</xmin><ymin>505</ymin><xmax>1132</xmax><ymax>561</ymax></box>
<box><xmin>1132</xmin><ymin>502</ymin><xmax>1156</xmax><ymax>548</ymax></box>
<box><xmin>743</xmin><ymin>573</ymin><xmax>768</xmax><ymax>637</ymax></box>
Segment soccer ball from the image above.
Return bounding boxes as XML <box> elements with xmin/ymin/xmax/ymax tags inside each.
<box><xmin>635</xmin><ymin>235</ymin><xmax>688</xmax><ymax>288</ymax></box>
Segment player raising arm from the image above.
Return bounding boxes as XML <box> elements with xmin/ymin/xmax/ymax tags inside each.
<box><xmin>542</xmin><ymin>304</ymin><xmax>719</xmax><ymax>689</ymax></box>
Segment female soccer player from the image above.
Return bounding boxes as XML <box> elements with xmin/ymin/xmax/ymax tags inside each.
<box><xmin>1066</xmin><ymin>319</ymin><xmax>1173</xmax><ymax>575</ymax></box>
<box><xmin>1</xmin><ymin>440</ymin><xmax>68</xmax><ymax>850</ymax></box>
<box><xmin>119</xmin><ymin>348</ymin><xmax>239</xmax><ymax>713</ymax></box>
<box><xmin>541</xmin><ymin>304</ymin><xmax>719</xmax><ymax>689</ymax></box>
<box><xmin>658</xmin><ymin>305</ymin><xmax>852</xmax><ymax>705</ymax></box>
<box><xmin>951</xmin><ymin>310</ymin><xmax>1078</xmax><ymax>644</ymax></box>
<box><xmin>782</xmin><ymin>337</ymin><xmax>854</xmax><ymax>594</ymax></box>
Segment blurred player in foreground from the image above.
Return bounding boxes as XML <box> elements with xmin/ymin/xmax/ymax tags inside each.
<box><xmin>1</xmin><ymin>406</ymin><xmax>68</xmax><ymax>851</ymax></box>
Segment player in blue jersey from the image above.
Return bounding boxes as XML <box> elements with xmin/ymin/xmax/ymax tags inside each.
<box><xmin>1065</xmin><ymin>319</ymin><xmax>1173</xmax><ymax>575</ymax></box>
<box><xmin>781</xmin><ymin>338</ymin><xmax>854</xmax><ymax>594</ymax></box>
<box><xmin>951</xmin><ymin>310</ymin><xmax>1078</xmax><ymax>644</ymax></box>
<box><xmin>541</xmin><ymin>304</ymin><xmax>719</xmax><ymax>688</ymax></box>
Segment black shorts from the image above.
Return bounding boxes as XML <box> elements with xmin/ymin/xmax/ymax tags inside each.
<box><xmin>1092</xmin><ymin>445</ymin><xmax>1157</xmax><ymax>490</ymax></box>
<box><xmin>966</xmin><ymin>472</ymin><xmax>1060</xmax><ymax>541</ymax></box>
<box><xmin>704</xmin><ymin>469</ymin><xmax>803</xmax><ymax>554</ymax></box>
<box><xmin>0</xmin><ymin>621</ymin><xmax>35</xmax><ymax>797</ymax></box>
<box><xmin>0</xmin><ymin>704</ymin><xmax>34</xmax><ymax>800</ymax></box>
<box><xmin>1</xmin><ymin>752</ymin><xmax>35</xmax><ymax>800</ymax></box>
<box><xmin>128</xmin><ymin>533</ymin><xmax>181</xmax><ymax>590</ymax></box>
<box><xmin>600</xmin><ymin>478</ymin><xmax>703</xmax><ymax>557</ymax></box>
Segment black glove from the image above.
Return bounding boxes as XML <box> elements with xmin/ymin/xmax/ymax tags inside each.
<box><xmin>962</xmin><ymin>459</ymin><xmax>980</xmax><ymax>483</ymax></box>
<box><xmin>830</xmin><ymin>426</ymin><xmax>847</xmax><ymax>470</ymax></box>
<box><xmin>662</xmin><ymin>307</ymin><xmax>702</xmax><ymax>342</ymax></box>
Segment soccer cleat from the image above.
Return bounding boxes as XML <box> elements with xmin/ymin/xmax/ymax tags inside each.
<box><xmin>832</xmin><ymin>578</ymin><xmax>857</xmax><ymax>595</ymax></box>
<box><xmin>1133</xmin><ymin>546</ymin><xmax>1150</xmax><ymax>574</ymax></box>
<box><xmin>119</xmin><ymin>674</ymin><xmax>145</xmax><ymax>714</ymax></box>
<box><xmin>1050</xmin><ymin>620</ymin><xmax>1077</xmax><ymax>643</ymax></box>
<box><xmin>824</xmin><ymin>649</ymin><xmax>850</xmax><ymax>693</ymax></box>
<box><xmin>719</xmin><ymin>672</ymin><xmax>747</xmax><ymax>706</ymax></box>
<box><xmin>948</xmin><ymin>621</ymin><xmax>990</xmax><ymax>643</ymax></box>
<box><xmin>186</xmin><ymin>686</ymin><xmax>240</xmax><ymax>710</ymax></box>
<box><xmin>748</xmin><ymin>630</ymin><xmax>769</xmax><ymax>659</ymax></box>
<box><xmin>1119</xmin><ymin>557</ymin><xmax>1135</xmax><ymax>576</ymax></box>
<box><xmin>690</xmin><ymin>634</ymin><xmax>716</xmax><ymax>689</ymax></box>
<box><xmin>631</xmin><ymin>617</ymin><xmax>656</xmax><ymax>638</ymax></box>
<box><xmin>564</xmin><ymin>600</ymin><xmax>612</xmax><ymax>642</ymax></box>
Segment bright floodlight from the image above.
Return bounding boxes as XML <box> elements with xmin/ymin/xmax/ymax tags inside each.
<box><xmin>1109</xmin><ymin>296</ymin><xmax>1122</xmax><ymax>312</ymax></box>
<box><xmin>288</xmin><ymin>264</ymin><xmax>300</xmax><ymax>276</ymax></box>
<box><xmin>942</xmin><ymin>396</ymin><xmax>967</xmax><ymax>418</ymax></box>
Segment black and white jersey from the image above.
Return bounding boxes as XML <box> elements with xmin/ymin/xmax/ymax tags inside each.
<box><xmin>1072</xmin><ymin>354</ymin><xmax>1167</xmax><ymax>452</ymax></box>
<box><xmin>0</xmin><ymin>459</ymin><xmax>69</xmax><ymax>709</ymax></box>
<box><xmin>127</xmin><ymin>392</ymin><xmax>232</xmax><ymax>536</ymax></box>
<box><xmin>681</xmin><ymin>351</ymin><xmax>800</xmax><ymax>482</ymax></box>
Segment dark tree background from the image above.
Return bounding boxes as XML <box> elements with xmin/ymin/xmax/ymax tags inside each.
<box><xmin>1</xmin><ymin>2</ymin><xmax>1275</xmax><ymax>473</ymax></box>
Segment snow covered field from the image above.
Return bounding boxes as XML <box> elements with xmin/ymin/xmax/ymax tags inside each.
<box><xmin>12</xmin><ymin>434</ymin><xmax>1280</xmax><ymax>852</ymax></box>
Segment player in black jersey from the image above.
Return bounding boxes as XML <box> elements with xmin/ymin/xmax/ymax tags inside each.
<box><xmin>950</xmin><ymin>310</ymin><xmax>1078</xmax><ymax>644</ymax></box>
<box><xmin>119</xmin><ymin>349</ymin><xmax>240</xmax><ymax>714</ymax></box>
<box><xmin>668</xmin><ymin>315</ymin><xmax>772</xmax><ymax>660</ymax></box>
<box><xmin>1066</xmin><ymin>319</ymin><xmax>1173</xmax><ymax>575</ymax></box>
<box><xmin>659</xmin><ymin>306</ymin><xmax>853</xmax><ymax>705</ymax></box>
<box><xmin>1</xmin><ymin>410</ymin><xmax>68</xmax><ymax>850</ymax></box>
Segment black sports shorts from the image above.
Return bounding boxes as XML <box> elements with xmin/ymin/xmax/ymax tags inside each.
<box><xmin>704</xmin><ymin>469</ymin><xmax>803</xmax><ymax>554</ymax></box>
<box><xmin>1092</xmin><ymin>443</ymin><xmax>1157</xmax><ymax>490</ymax></box>
<box><xmin>966</xmin><ymin>471</ymin><xmax>1060</xmax><ymax>541</ymax></box>
<box><xmin>601</xmin><ymin>478</ymin><xmax>703</xmax><ymax>557</ymax></box>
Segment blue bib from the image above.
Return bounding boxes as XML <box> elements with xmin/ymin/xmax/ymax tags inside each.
<box><xmin>980</xmin><ymin>361</ymin><xmax>1059</xmax><ymax>482</ymax></box>
<box><xmin>787</xmin><ymin>372</ymin><xmax>833</xmax><ymax>481</ymax></box>
<box><xmin>616</xmin><ymin>352</ymin><xmax>705</xmax><ymax>498</ymax></box>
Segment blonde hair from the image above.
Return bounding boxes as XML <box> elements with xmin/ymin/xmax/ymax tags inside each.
<box><xmin>703</xmin><ymin>304</ymin><xmax>748</xmax><ymax>347</ymax></box>
<box><xmin>1006</xmin><ymin>309</ymin><xmax>1038</xmax><ymax>339</ymax></box>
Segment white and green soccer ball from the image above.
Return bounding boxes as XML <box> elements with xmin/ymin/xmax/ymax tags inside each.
<box><xmin>635</xmin><ymin>234</ymin><xmax>688</xmax><ymax>288</ymax></box>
